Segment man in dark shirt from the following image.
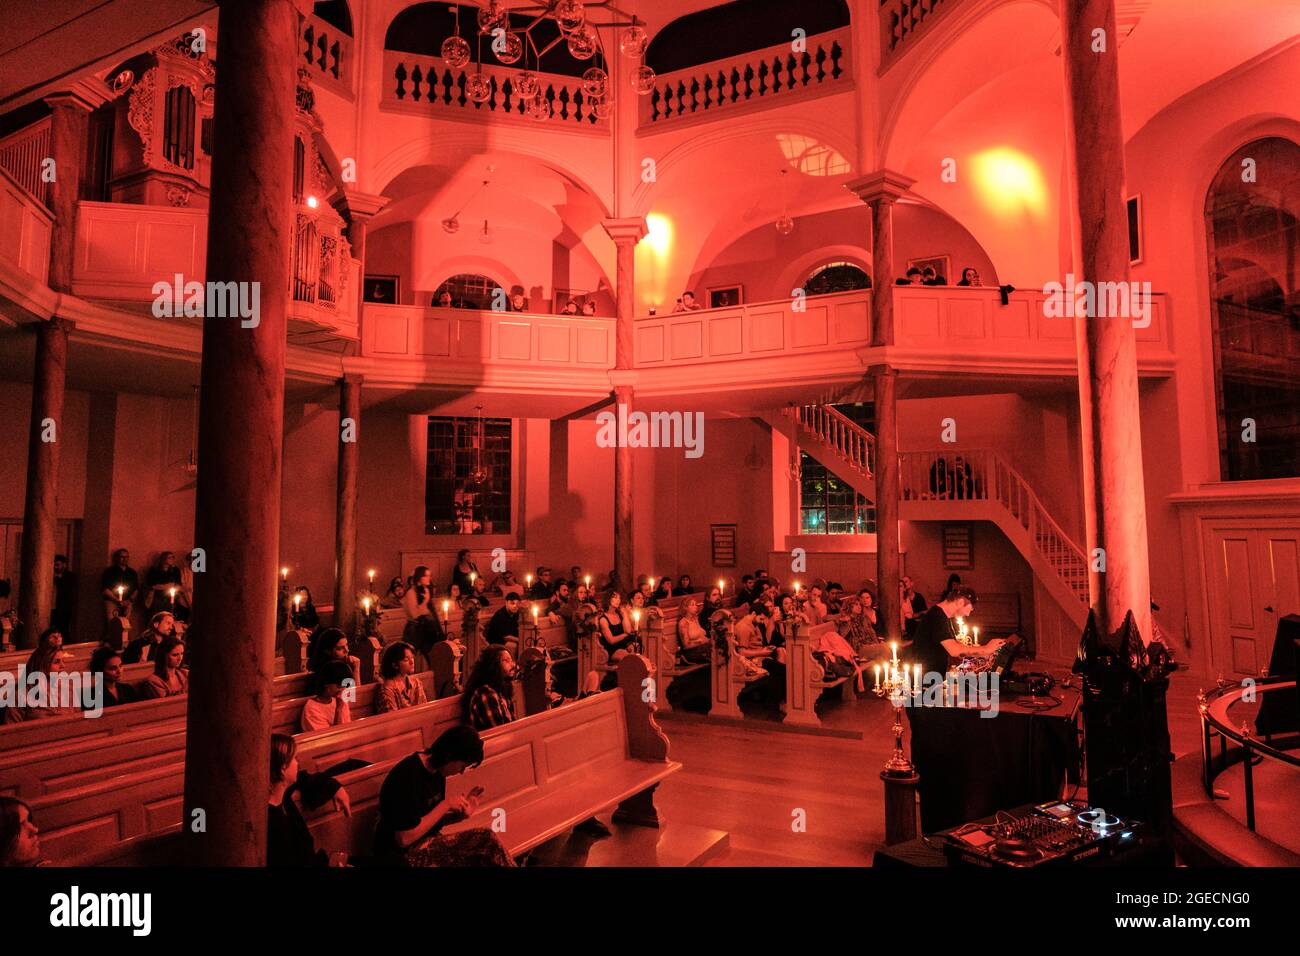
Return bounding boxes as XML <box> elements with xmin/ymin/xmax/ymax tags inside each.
<box><xmin>901</xmin><ymin>575</ymin><xmax>927</xmax><ymax>639</ymax></box>
<box><xmin>909</xmin><ymin>587</ymin><xmax>1004</xmax><ymax>678</ymax></box>
<box><xmin>525</xmin><ymin>567</ymin><xmax>554</xmax><ymax>601</ymax></box>
<box><xmin>372</xmin><ymin>726</ymin><xmax>485</xmax><ymax>860</ymax></box>
<box><xmin>485</xmin><ymin>595</ymin><xmax>521</xmax><ymax>649</ymax></box>
<box><xmin>101</xmin><ymin>549</ymin><xmax>140</xmax><ymax>632</ymax></box>
<box><xmin>52</xmin><ymin>554</ymin><xmax>76</xmax><ymax>638</ymax></box>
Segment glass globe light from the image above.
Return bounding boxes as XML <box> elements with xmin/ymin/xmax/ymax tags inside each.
<box><xmin>441</xmin><ymin>35</ymin><xmax>471</xmax><ymax>69</ymax></box>
<box><xmin>581</xmin><ymin>66</ymin><xmax>608</xmax><ymax>97</ymax></box>
<box><xmin>466</xmin><ymin>72</ymin><xmax>492</xmax><ymax>103</ymax></box>
<box><xmin>592</xmin><ymin>96</ymin><xmax>612</xmax><ymax>120</ymax></box>
<box><xmin>630</xmin><ymin>64</ymin><xmax>656</xmax><ymax>95</ymax></box>
<box><xmin>620</xmin><ymin>25</ymin><xmax>648</xmax><ymax>57</ymax></box>
<box><xmin>554</xmin><ymin>0</ymin><xmax>585</xmax><ymax>33</ymax></box>
<box><xmin>775</xmin><ymin>215</ymin><xmax>795</xmax><ymax>235</ymax></box>
<box><xmin>477</xmin><ymin>0</ymin><xmax>507</xmax><ymax>34</ymax></box>
<box><xmin>495</xmin><ymin>31</ymin><xmax>523</xmax><ymax>64</ymax></box>
<box><xmin>531</xmin><ymin>99</ymin><xmax>552</xmax><ymax>121</ymax></box>
<box><xmin>441</xmin><ymin>216</ymin><xmax>461</xmax><ymax>235</ymax></box>
<box><xmin>567</xmin><ymin>26</ymin><xmax>598</xmax><ymax>60</ymax></box>
<box><xmin>514</xmin><ymin>70</ymin><xmax>539</xmax><ymax>99</ymax></box>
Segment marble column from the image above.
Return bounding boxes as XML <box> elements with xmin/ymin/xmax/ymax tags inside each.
<box><xmin>183</xmin><ymin>0</ymin><xmax>311</xmax><ymax>867</ymax></box>
<box><xmin>846</xmin><ymin>171</ymin><xmax>914</xmax><ymax>640</ymax></box>
<box><xmin>16</xmin><ymin>318</ymin><xmax>70</xmax><ymax>648</ymax></box>
<box><xmin>602</xmin><ymin>218</ymin><xmax>646</xmax><ymax>593</ymax></box>
<box><xmin>333</xmin><ymin>374</ymin><xmax>362</xmax><ymax>633</ymax></box>
<box><xmin>1060</xmin><ymin>0</ymin><xmax>1151</xmax><ymax>642</ymax></box>
<box><xmin>343</xmin><ymin>191</ymin><xmax>388</xmax><ymax>334</ymax></box>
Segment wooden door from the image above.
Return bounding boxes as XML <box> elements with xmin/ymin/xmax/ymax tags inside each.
<box><xmin>1205</xmin><ymin>523</ymin><xmax>1300</xmax><ymax>678</ymax></box>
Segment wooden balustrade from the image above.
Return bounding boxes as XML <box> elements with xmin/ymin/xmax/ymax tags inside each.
<box><xmin>382</xmin><ymin>50</ymin><xmax>608</xmax><ymax>130</ymax></box>
<box><xmin>787</xmin><ymin>403</ymin><xmax>874</xmax><ymax>477</ymax></box>
<box><xmin>0</xmin><ymin>117</ymin><xmax>52</xmax><ymax>206</ymax></box>
<box><xmin>641</xmin><ymin>27</ymin><xmax>850</xmax><ymax>127</ymax></box>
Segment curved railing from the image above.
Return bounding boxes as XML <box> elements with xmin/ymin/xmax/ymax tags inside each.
<box><xmin>1198</xmin><ymin>678</ymin><xmax>1300</xmax><ymax>832</ymax></box>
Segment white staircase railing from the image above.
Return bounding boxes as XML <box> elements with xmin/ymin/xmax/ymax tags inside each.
<box><xmin>783</xmin><ymin>404</ymin><xmax>874</xmax><ymax>478</ymax></box>
<box><xmin>898</xmin><ymin>449</ymin><xmax>1089</xmax><ymax>604</ymax></box>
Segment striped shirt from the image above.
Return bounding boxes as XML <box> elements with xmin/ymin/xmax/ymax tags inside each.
<box><xmin>468</xmin><ymin>685</ymin><xmax>515</xmax><ymax>731</ymax></box>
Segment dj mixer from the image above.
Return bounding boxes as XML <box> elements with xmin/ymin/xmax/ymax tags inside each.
<box><xmin>940</xmin><ymin>802</ymin><xmax>1142</xmax><ymax>867</ymax></box>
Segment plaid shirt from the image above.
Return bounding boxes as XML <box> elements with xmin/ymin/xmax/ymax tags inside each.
<box><xmin>468</xmin><ymin>684</ymin><xmax>515</xmax><ymax>731</ymax></box>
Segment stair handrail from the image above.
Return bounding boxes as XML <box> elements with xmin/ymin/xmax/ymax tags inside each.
<box><xmin>784</xmin><ymin>404</ymin><xmax>874</xmax><ymax>477</ymax></box>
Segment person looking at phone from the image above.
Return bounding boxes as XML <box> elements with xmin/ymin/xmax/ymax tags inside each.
<box><xmin>267</xmin><ymin>733</ymin><xmax>352</xmax><ymax>867</ymax></box>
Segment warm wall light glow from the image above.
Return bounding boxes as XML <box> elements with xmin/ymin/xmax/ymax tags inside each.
<box><xmin>645</xmin><ymin>213</ymin><xmax>673</xmax><ymax>257</ymax></box>
<box><xmin>970</xmin><ymin>147</ymin><xmax>1047</xmax><ymax>219</ymax></box>
<box><xmin>640</xmin><ymin>212</ymin><xmax>675</xmax><ymax>307</ymax></box>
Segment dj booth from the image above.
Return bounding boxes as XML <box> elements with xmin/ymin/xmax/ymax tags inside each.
<box><xmin>906</xmin><ymin>678</ymin><xmax>1082</xmax><ymax>833</ymax></box>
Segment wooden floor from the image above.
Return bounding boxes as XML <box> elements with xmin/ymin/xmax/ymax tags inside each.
<box><xmin>579</xmin><ymin>665</ymin><xmax>1211</xmax><ymax>866</ymax></box>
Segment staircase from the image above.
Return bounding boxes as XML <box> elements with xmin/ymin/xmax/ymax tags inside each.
<box><xmin>779</xmin><ymin>403</ymin><xmax>875</xmax><ymax>500</ymax></box>
<box><xmin>780</xmin><ymin>404</ymin><xmax>1088</xmax><ymax>627</ymax></box>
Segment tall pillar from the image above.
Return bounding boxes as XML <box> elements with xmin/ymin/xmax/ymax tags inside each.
<box><xmin>16</xmin><ymin>318</ymin><xmax>70</xmax><ymax>648</ymax></box>
<box><xmin>333</xmin><ymin>374</ymin><xmax>362</xmax><ymax>632</ymax></box>
<box><xmin>342</xmin><ymin>190</ymin><xmax>388</xmax><ymax>334</ymax></box>
<box><xmin>846</xmin><ymin>171</ymin><xmax>914</xmax><ymax>640</ymax></box>
<box><xmin>44</xmin><ymin>82</ymin><xmax>107</xmax><ymax>293</ymax></box>
<box><xmin>603</xmin><ymin>217</ymin><xmax>646</xmax><ymax>593</ymax></box>
<box><xmin>1060</xmin><ymin>0</ymin><xmax>1151</xmax><ymax>642</ymax></box>
<box><xmin>183</xmin><ymin>0</ymin><xmax>311</xmax><ymax>867</ymax></box>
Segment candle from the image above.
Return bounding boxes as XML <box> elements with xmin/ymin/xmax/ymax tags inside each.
<box><xmin>469</xmin><ymin>571</ymin><xmax>477</xmax><ymax>585</ymax></box>
<box><xmin>794</xmin><ymin>582</ymin><xmax>801</xmax><ymax>595</ymax></box>
<box><xmin>116</xmin><ymin>585</ymin><xmax>125</xmax><ymax>601</ymax></box>
<box><xmin>531</xmin><ymin>604</ymin><xmax>539</xmax><ymax>622</ymax></box>
<box><xmin>293</xmin><ymin>594</ymin><xmax>302</xmax><ymax>611</ymax></box>
<box><xmin>281</xmin><ymin>567</ymin><xmax>289</xmax><ymax>581</ymax></box>
<box><xmin>584</xmin><ymin>575</ymin><xmax>591</xmax><ymax>588</ymax></box>
<box><xmin>168</xmin><ymin>587</ymin><xmax>177</xmax><ymax>604</ymax></box>
<box><xmin>874</xmin><ymin>664</ymin><xmax>881</xmax><ymax>691</ymax></box>
<box><xmin>717</xmin><ymin>579</ymin><xmax>724</xmax><ymax>595</ymax></box>
<box><xmin>632</xmin><ymin>609</ymin><xmax>641</xmax><ymax>632</ymax></box>
<box><xmin>914</xmin><ymin>664</ymin><xmax>921</xmax><ymax>696</ymax></box>
<box><xmin>526</xmin><ymin>574</ymin><xmax>533</xmax><ymax>589</ymax></box>
<box><xmin>368</xmin><ymin>569</ymin><xmax>375</xmax><ymax>585</ymax></box>
<box><xmin>442</xmin><ymin>599</ymin><xmax>450</xmax><ymax>620</ymax></box>
<box><xmin>890</xmin><ymin>642</ymin><xmax>899</xmax><ymax>667</ymax></box>
<box><xmin>972</xmin><ymin>626</ymin><xmax>979</xmax><ymax>645</ymax></box>
<box><xmin>362</xmin><ymin>597</ymin><xmax>371</xmax><ymax>613</ymax></box>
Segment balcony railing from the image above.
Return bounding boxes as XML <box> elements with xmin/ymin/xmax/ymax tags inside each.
<box><xmin>0</xmin><ymin>165</ymin><xmax>53</xmax><ymax>288</ymax></box>
<box><xmin>0</xmin><ymin>117</ymin><xmax>52</xmax><ymax>206</ymax></box>
<box><xmin>69</xmin><ymin>200</ymin><xmax>358</xmax><ymax>336</ymax></box>
<box><xmin>381</xmin><ymin>50</ymin><xmax>608</xmax><ymax>131</ymax></box>
<box><xmin>879</xmin><ymin>0</ymin><xmax>963</xmax><ymax>70</ymax></box>
<box><xmin>360</xmin><ymin>303</ymin><xmax>614</xmax><ymax>377</ymax></box>
<box><xmin>300</xmin><ymin>13</ymin><xmax>352</xmax><ymax>97</ymax></box>
<box><xmin>641</xmin><ymin>26</ymin><xmax>851</xmax><ymax>128</ymax></box>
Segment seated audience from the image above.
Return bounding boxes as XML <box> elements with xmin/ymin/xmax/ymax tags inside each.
<box><xmin>300</xmin><ymin>660</ymin><xmax>353</xmax><ymax>732</ymax></box>
<box><xmin>942</xmin><ymin>573</ymin><xmax>962</xmax><ymax>601</ymax></box>
<box><xmin>734</xmin><ymin>604</ymin><xmax>785</xmax><ymax>704</ymax></box>
<box><xmin>123</xmin><ymin>611</ymin><xmax>177</xmax><ymax>664</ymax></box>
<box><xmin>3</xmin><ymin>647</ymin><xmax>80</xmax><ymax>723</ymax></box>
<box><xmin>490</xmin><ymin>569</ymin><xmax>524</xmax><ymax>599</ymax></box>
<box><xmin>651</xmin><ymin>576</ymin><xmax>673</xmax><ymax>603</ymax></box>
<box><xmin>266</xmin><ymin>733</ymin><xmax>351</xmax><ymax>867</ymax></box>
<box><xmin>291</xmin><ymin>586</ymin><xmax>320</xmax><ymax>631</ymax></box>
<box><xmin>581</xmin><ymin>300</ymin><xmax>597</xmax><ymax>316</ymax></box>
<box><xmin>462</xmin><ymin>645</ymin><xmax>516</xmax><ymax>731</ymax></box>
<box><xmin>699</xmin><ymin>584</ymin><xmax>724</xmax><ymax>624</ymax></box>
<box><xmin>672</xmin><ymin>290</ymin><xmax>703</xmax><ymax>312</ymax></box>
<box><xmin>382</xmin><ymin>576</ymin><xmax>406</xmax><ymax>608</ymax></box>
<box><xmin>596</xmin><ymin>592</ymin><xmax>635</xmax><ymax>690</ymax></box>
<box><xmin>922</xmin><ymin>265</ymin><xmax>947</xmax><ymax>285</ymax></box>
<box><xmin>672</xmin><ymin>574</ymin><xmax>694</xmax><ymax>596</ymax></box>
<box><xmin>436</xmin><ymin>290</ymin><xmax>454</xmax><ymax>308</ymax></box>
<box><xmin>561</xmin><ymin>300</ymin><xmax>579</xmax><ymax>315</ymax></box>
<box><xmin>308</xmin><ymin>627</ymin><xmax>362</xmax><ymax>691</ymax></box>
<box><xmin>956</xmin><ymin>267</ymin><xmax>981</xmax><ymax>286</ymax></box>
<box><xmin>676</xmin><ymin>598</ymin><xmax>711</xmax><ymax>664</ymax></box>
<box><xmin>377</xmin><ymin>642</ymin><xmax>428</xmax><ymax>713</ymax></box>
<box><xmin>468</xmin><ymin>576</ymin><xmax>491</xmax><ymax>608</ymax></box>
<box><xmin>635</xmin><ymin>576</ymin><xmax>657</xmax><ymax>607</ymax></box>
<box><xmin>371</xmin><ymin>726</ymin><xmax>513</xmax><ymax>866</ymax></box>
<box><xmin>825</xmin><ymin>582</ymin><xmax>845</xmax><ymax>615</ymax></box>
<box><xmin>547</xmin><ymin>580</ymin><xmax>573</xmax><ymax>626</ymax></box>
<box><xmin>838</xmin><ymin>589</ymin><xmax>880</xmax><ymax>653</ymax></box>
<box><xmin>24</xmin><ymin>627</ymin><xmax>63</xmax><ymax>672</ymax></box>
<box><xmin>525</xmin><ymin>567</ymin><xmax>554</xmax><ymax>600</ymax></box>
<box><xmin>567</xmin><ymin>565</ymin><xmax>584</xmax><ymax>587</ymax></box>
<box><xmin>736</xmin><ymin>574</ymin><xmax>758</xmax><ymax>604</ymax></box>
<box><xmin>143</xmin><ymin>636</ymin><xmax>188</xmax><ymax>699</ymax></box>
<box><xmin>804</xmin><ymin>584</ymin><xmax>830</xmax><ymax>625</ymax></box>
<box><xmin>896</xmin><ymin>267</ymin><xmax>924</xmax><ymax>286</ymax></box>
<box><xmin>89</xmin><ymin>645</ymin><xmax>138</xmax><ymax>708</ymax></box>
<box><xmin>507</xmin><ymin>291</ymin><xmax>529</xmax><ymax>313</ymax></box>
<box><xmin>0</xmin><ymin>797</ymin><xmax>42</xmax><ymax>868</ymax></box>
<box><xmin>485</xmin><ymin>595</ymin><xmax>522</xmax><ymax>651</ymax></box>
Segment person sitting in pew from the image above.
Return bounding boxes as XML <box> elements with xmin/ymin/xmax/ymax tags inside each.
<box><xmin>290</xmin><ymin>587</ymin><xmax>321</xmax><ymax>631</ymax></box>
<box><xmin>699</xmin><ymin>584</ymin><xmax>724</xmax><ymax>625</ymax></box>
<box><xmin>142</xmin><ymin>637</ymin><xmax>188</xmax><ymax>699</ymax></box>
<box><xmin>23</xmin><ymin>628</ymin><xmax>63</xmax><ymax>672</ymax></box>
<box><xmin>267</xmin><ymin>732</ymin><xmax>353</xmax><ymax>867</ymax></box>
<box><xmin>376</xmin><ymin>642</ymin><xmax>428</xmax><ymax>714</ymax></box>
<box><xmin>837</xmin><ymin>589</ymin><xmax>880</xmax><ymax>654</ymax></box>
<box><xmin>468</xmin><ymin>575</ymin><xmax>492</xmax><ymax>609</ymax></box>
<box><xmin>485</xmin><ymin>594</ymin><xmax>522</xmax><ymax>652</ymax></box>
<box><xmin>372</xmin><ymin>726</ymin><xmax>514</xmax><ymax>866</ymax></box>
<box><xmin>628</xmin><ymin>589</ymin><xmax>647</xmax><ymax>612</ymax></box>
<box><xmin>0</xmin><ymin>797</ymin><xmax>43</xmax><ymax>868</ymax></box>
<box><xmin>734</xmin><ymin>603</ymin><xmax>786</xmax><ymax>706</ymax></box>
<box><xmin>676</xmin><ymin>598</ymin><xmax>711</xmax><ymax>664</ymax></box>
<box><xmin>450</xmin><ymin>549</ymin><xmax>479</xmax><ymax>595</ymax></box>
<box><xmin>89</xmin><ymin>645</ymin><xmax>139</xmax><ymax>708</ymax></box>
<box><xmin>597</xmin><ymin>592</ymin><xmax>636</xmax><ymax>691</ymax></box>
<box><xmin>490</xmin><ymin>568</ymin><xmax>524</xmax><ymax>599</ymax></box>
<box><xmin>546</xmin><ymin>580</ymin><xmax>573</xmax><ymax>626</ymax></box>
<box><xmin>804</xmin><ymin>583</ymin><xmax>830</xmax><ymax>625</ymax></box>
<box><xmin>3</xmin><ymin>647</ymin><xmax>80</xmax><ymax>723</ymax></box>
<box><xmin>462</xmin><ymin>645</ymin><xmax>516</xmax><ymax>730</ymax></box>
<box><xmin>123</xmin><ymin>610</ymin><xmax>177</xmax><ymax>664</ymax></box>
<box><xmin>672</xmin><ymin>574</ymin><xmax>694</xmax><ymax>596</ymax></box>
<box><xmin>308</xmin><ymin>627</ymin><xmax>362</xmax><ymax>691</ymax></box>
<box><xmin>825</xmin><ymin>582</ymin><xmax>845</xmax><ymax>615</ymax></box>
<box><xmin>635</xmin><ymin>575</ymin><xmax>658</xmax><ymax>607</ymax></box>
<box><xmin>525</xmin><ymin>567</ymin><xmax>555</xmax><ymax>601</ymax></box>
<box><xmin>300</xmin><ymin>660</ymin><xmax>353</xmax><ymax>732</ymax></box>
<box><xmin>381</xmin><ymin>576</ymin><xmax>406</xmax><ymax>608</ymax></box>
<box><xmin>651</xmin><ymin>576</ymin><xmax>673</xmax><ymax>604</ymax></box>
<box><xmin>736</xmin><ymin>574</ymin><xmax>758</xmax><ymax>605</ymax></box>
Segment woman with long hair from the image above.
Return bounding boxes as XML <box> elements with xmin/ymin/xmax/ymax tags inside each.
<box><xmin>676</xmin><ymin>597</ymin><xmax>711</xmax><ymax>664</ymax></box>
<box><xmin>267</xmin><ymin>733</ymin><xmax>351</xmax><ymax>867</ymax></box>
<box><xmin>143</xmin><ymin>636</ymin><xmax>187</xmax><ymax>698</ymax></box>
<box><xmin>291</xmin><ymin>586</ymin><xmax>320</xmax><ymax>631</ymax></box>
<box><xmin>402</xmin><ymin>565</ymin><xmax>445</xmax><ymax>661</ymax></box>
<box><xmin>0</xmin><ymin>797</ymin><xmax>42</xmax><ymax>867</ymax></box>
<box><xmin>461</xmin><ymin>645</ymin><xmax>516</xmax><ymax>730</ymax></box>
<box><xmin>307</xmin><ymin>627</ymin><xmax>361</xmax><ymax>691</ymax></box>
<box><xmin>376</xmin><ymin>642</ymin><xmax>428</xmax><ymax>713</ymax></box>
<box><xmin>451</xmin><ymin>550</ymin><xmax>478</xmax><ymax>595</ymax></box>
<box><xmin>89</xmin><ymin>645</ymin><xmax>138</xmax><ymax>707</ymax></box>
<box><xmin>596</xmin><ymin>591</ymin><xmax>635</xmax><ymax>690</ymax></box>
<box><xmin>23</xmin><ymin>628</ymin><xmax>62</xmax><ymax>673</ymax></box>
<box><xmin>3</xmin><ymin>648</ymin><xmax>79</xmax><ymax>723</ymax></box>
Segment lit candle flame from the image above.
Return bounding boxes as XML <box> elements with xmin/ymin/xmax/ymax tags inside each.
<box><xmin>368</xmin><ymin>569</ymin><xmax>375</xmax><ymax>583</ymax></box>
<box><xmin>281</xmin><ymin>567</ymin><xmax>289</xmax><ymax>580</ymax></box>
<box><xmin>362</xmin><ymin>597</ymin><xmax>371</xmax><ymax>613</ymax></box>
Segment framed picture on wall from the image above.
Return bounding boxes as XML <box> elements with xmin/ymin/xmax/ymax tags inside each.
<box><xmin>707</xmin><ymin>285</ymin><xmax>743</xmax><ymax>309</ymax></box>
<box><xmin>907</xmin><ymin>255</ymin><xmax>951</xmax><ymax>285</ymax></box>
<box><xmin>710</xmin><ymin>524</ymin><xmax>738</xmax><ymax>567</ymax></box>
<box><xmin>363</xmin><ymin>274</ymin><xmax>399</xmax><ymax>304</ymax></box>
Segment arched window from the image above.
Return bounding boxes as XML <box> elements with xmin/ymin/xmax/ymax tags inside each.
<box><xmin>804</xmin><ymin>261</ymin><xmax>870</xmax><ymax>296</ymax></box>
<box><xmin>435</xmin><ymin>273</ymin><xmax>501</xmax><ymax>309</ymax></box>
<box><xmin>313</xmin><ymin>1</ymin><xmax>352</xmax><ymax>36</ymax></box>
<box><xmin>1205</xmin><ymin>137</ymin><xmax>1300</xmax><ymax>481</ymax></box>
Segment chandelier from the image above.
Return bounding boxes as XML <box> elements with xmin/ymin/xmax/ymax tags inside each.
<box><xmin>442</xmin><ymin>2</ymin><xmax>655</xmax><ymax>107</ymax></box>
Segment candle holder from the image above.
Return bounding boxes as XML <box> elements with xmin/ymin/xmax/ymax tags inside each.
<box><xmin>872</xmin><ymin>660</ymin><xmax>917</xmax><ymax>777</ymax></box>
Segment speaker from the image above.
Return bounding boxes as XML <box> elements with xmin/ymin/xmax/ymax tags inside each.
<box><xmin>1255</xmin><ymin>614</ymin><xmax>1300</xmax><ymax>737</ymax></box>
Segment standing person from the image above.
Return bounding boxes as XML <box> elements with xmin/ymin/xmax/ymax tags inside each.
<box><xmin>371</xmin><ymin>726</ymin><xmax>514</xmax><ymax>866</ymax></box>
<box><xmin>101</xmin><ymin>549</ymin><xmax>139</xmax><ymax>631</ymax></box>
<box><xmin>142</xmin><ymin>636</ymin><xmax>188</xmax><ymax>699</ymax></box>
<box><xmin>144</xmin><ymin>552</ymin><xmax>183</xmax><ymax>614</ymax></box>
<box><xmin>50</xmin><ymin>555</ymin><xmax>76</xmax><ymax>640</ymax></box>
<box><xmin>900</xmin><ymin>576</ymin><xmax>927</xmax><ymax>638</ymax></box>
<box><xmin>402</xmin><ymin>566</ymin><xmax>445</xmax><ymax>663</ymax></box>
<box><xmin>451</xmin><ymin>550</ymin><xmax>478</xmax><ymax>595</ymax></box>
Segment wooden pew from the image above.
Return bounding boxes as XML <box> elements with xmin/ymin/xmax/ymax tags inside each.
<box><xmin>633</xmin><ymin>605</ymin><xmax>699</xmax><ymax>711</ymax></box>
<box><xmin>707</xmin><ymin>605</ymin><xmax>764</xmax><ymax>719</ymax></box>
<box><xmin>1</xmin><ymin>672</ymin><xmax>437</xmax><ymax>801</ymax></box>
<box><xmin>62</xmin><ymin>657</ymin><xmax>677</xmax><ymax>866</ymax></box>
<box><xmin>782</xmin><ymin>622</ymin><xmax>854</xmax><ymax>728</ymax></box>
